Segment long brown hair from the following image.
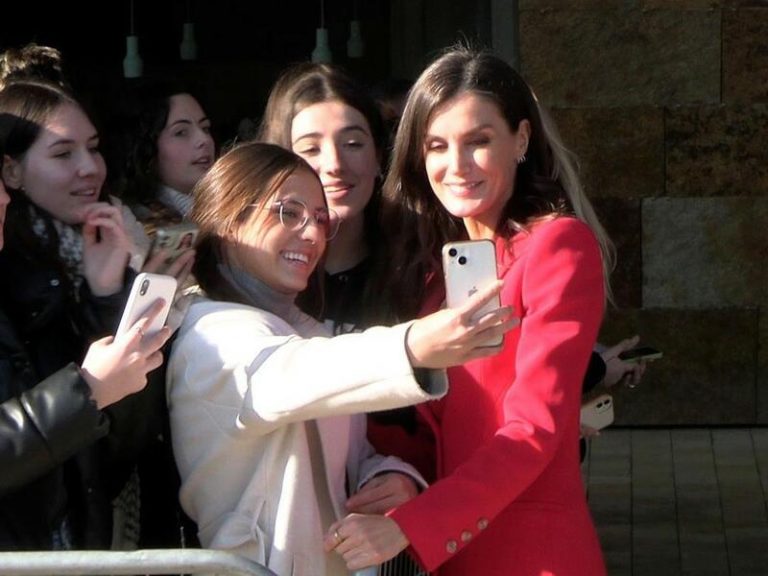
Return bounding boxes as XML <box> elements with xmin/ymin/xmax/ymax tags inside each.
<box><xmin>190</xmin><ymin>141</ymin><xmax>324</xmax><ymax>304</ymax></box>
<box><xmin>371</xmin><ymin>46</ymin><xmax>614</xmax><ymax>322</ymax></box>
<box><xmin>257</xmin><ymin>62</ymin><xmax>386</xmax><ymax>318</ymax></box>
<box><xmin>0</xmin><ymin>80</ymin><xmax>101</xmax><ymax>279</ymax></box>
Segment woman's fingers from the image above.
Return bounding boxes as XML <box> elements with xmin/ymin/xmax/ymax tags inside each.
<box><xmin>324</xmin><ymin>521</ymin><xmax>345</xmax><ymax>552</ymax></box>
<box><xmin>143</xmin><ymin>248</ymin><xmax>170</xmax><ymax>273</ymax></box>
<box><xmin>603</xmin><ymin>335</ymin><xmax>641</xmax><ymax>361</ymax></box>
<box><xmin>82</xmin><ymin>203</ymin><xmax>125</xmax><ymax>225</ymax></box>
<box><xmin>457</xmin><ymin>280</ymin><xmax>503</xmax><ymax>322</ymax></box>
<box><xmin>117</xmin><ymin>299</ymin><xmax>168</xmax><ymax>346</ymax></box>
<box><xmin>164</xmin><ymin>249</ymin><xmax>196</xmax><ymax>279</ymax></box>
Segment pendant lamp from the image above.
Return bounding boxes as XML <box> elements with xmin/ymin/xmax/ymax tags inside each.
<box><xmin>180</xmin><ymin>0</ymin><xmax>198</xmax><ymax>61</ymax></box>
<box><xmin>123</xmin><ymin>0</ymin><xmax>143</xmax><ymax>78</ymax></box>
<box><xmin>311</xmin><ymin>0</ymin><xmax>333</xmax><ymax>63</ymax></box>
<box><xmin>347</xmin><ymin>0</ymin><xmax>363</xmax><ymax>58</ymax></box>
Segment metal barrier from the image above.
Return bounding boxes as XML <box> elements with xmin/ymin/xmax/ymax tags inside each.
<box><xmin>0</xmin><ymin>548</ymin><xmax>277</xmax><ymax>576</ymax></box>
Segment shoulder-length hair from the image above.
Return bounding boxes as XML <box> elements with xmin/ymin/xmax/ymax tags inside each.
<box><xmin>374</xmin><ymin>46</ymin><xmax>614</xmax><ymax>321</ymax></box>
<box><xmin>190</xmin><ymin>141</ymin><xmax>324</xmax><ymax>304</ymax></box>
<box><xmin>257</xmin><ymin>62</ymin><xmax>386</xmax><ymax>318</ymax></box>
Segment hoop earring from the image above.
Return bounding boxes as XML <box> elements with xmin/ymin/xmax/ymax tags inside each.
<box><xmin>517</xmin><ymin>153</ymin><xmax>527</xmax><ymax>165</ymax></box>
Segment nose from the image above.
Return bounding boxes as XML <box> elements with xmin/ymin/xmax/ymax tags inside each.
<box><xmin>299</xmin><ymin>217</ymin><xmax>326</xmax><ymax>246</ymax></box>
<box><xmin>318</xmin><ymin>143</ymin><xmax>343</xmax><ymax>175</ymax></box>
<box><xmin>77</xmin><ymin>149</ymin><xmax>101</xmax><ymax>177</ymax></box>
<box><xmin>194</xmin><ymin>126</ymin><xmax>214</xmax><ymax>150</ymax></box>
<box><xmin>447</xmin><ymin>144</ymin><xmax>469</xmax><ymax>176</ymax></box>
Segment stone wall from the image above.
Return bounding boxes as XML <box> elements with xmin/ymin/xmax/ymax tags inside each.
<box><xmin>519</xmin><ymin>1</ymin><xmax>768</xmax><ymax>424</ymax></box>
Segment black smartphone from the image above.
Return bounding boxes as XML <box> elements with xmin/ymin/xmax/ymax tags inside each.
<box><xmin>618</xmin><ymin>346</ymin><xmax>663</xmax><ymax>363</ymax></box>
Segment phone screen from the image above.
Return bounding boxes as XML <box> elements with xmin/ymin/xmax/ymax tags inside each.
<box><xmin>151</xmin><ymin>223</ymin><xmax>199</xmax><ymax>258</ymax></box>
<box><xmin>618</xmin><ymin>346</ymin><xmax>662</xmax><ymax>362</ymax></box>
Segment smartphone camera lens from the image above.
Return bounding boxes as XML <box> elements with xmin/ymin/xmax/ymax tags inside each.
<box><xmin>458</xmin><ymin>256</ymin><xmax>467</xmax><ymax>265</ymax></box>
<box><xmin>140</xmin><ymin>278</ymin><xmax>150</xmax><ymax>296</ymax></box>
<box><xmin>448</xmin><ymin>248</ymin><xmax>458</xmax><ymax>258</ymax></box>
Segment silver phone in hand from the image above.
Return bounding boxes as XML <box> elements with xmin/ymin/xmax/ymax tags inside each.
<box><xmin>442</xmin><ymin>240</ymin><xmax>502</xmax><ymax>348</ymax></box>
<box><xmin>115</xmin><ymin>273</ymin><xmax>178</xmax><ymax>337</ymax></box>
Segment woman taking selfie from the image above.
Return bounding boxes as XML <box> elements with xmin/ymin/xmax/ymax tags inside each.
<box><xmin>167</xmin><ymin>142</ymin><xmax>515</xmax><ymax>576</ymax></box>
<box><xmin>327</xmin><ymin>47</ymin><xmax>612</xmax><ymax>576</ymax></box>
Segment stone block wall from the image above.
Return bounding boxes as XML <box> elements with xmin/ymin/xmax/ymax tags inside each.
<box><xmin>519</xmin><ymin>1</ymin><xmax>768</xmax><ymax>425</ymax></box>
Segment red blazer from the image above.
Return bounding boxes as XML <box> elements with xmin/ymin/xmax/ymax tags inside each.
<box><xmin>383</xmin><ymin>217</ymin><xmax>607</xmax><ymax>576</ymax></box>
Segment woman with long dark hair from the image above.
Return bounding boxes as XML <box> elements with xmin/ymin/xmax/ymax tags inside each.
<box><xmin>327</xmin><ymin>46</ymin><xmax>612</xmax><ymax>576</ymax></box>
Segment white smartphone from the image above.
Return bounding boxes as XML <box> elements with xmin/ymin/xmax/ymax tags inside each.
<box><xmin>115</xmin><ymin>273</ymin><xmax>178</xmax><ymax>337</ymax></box>
<box><xmin>580</xmin><ymin>394</ymin><xmax>614</xmax><ymax>431</ymax></box>
<box><xmin>150</xmin><ymin>222</ymin><xmax>199</xmax><ymax>260</ymax></box>
<box><xmin>442</xmin><ymin>239</ymin><xmax>502</xmax><ymax>348</ymax></box>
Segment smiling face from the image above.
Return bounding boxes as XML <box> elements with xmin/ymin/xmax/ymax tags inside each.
<box><xmin>290</xmin><ymin>100</ymin><xmax>380</xmax><ymax>225</ymax></box>
<box><xmin>157</xmin><ymin>93</ymin><xmax>215</xmax><ymax>194</ymax></box>
<box><xmin>2</xmin><ymin>102</ymin><xmax>106</xmax><ymax>225</ymax></box>
<box><xmin>226</xmin><ymin>168</ymin><xmax>327</xmax><ymax>294</ymax></box>
<box><xmin>423</xmin><ymin>92</ymin><xmax>530</xmax><ymax>238</ymax></box>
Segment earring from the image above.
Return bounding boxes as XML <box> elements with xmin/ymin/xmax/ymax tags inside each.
<box><xmin>517</xmin><ymin>153</ymin><xmax>527</xmax><ymax>165</ymax></box>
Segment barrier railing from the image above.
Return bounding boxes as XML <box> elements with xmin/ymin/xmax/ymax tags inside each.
<box><xmin>0</xmin><ymin>548</ymin><xmax>276</xmax><ymax>575</ymax></box>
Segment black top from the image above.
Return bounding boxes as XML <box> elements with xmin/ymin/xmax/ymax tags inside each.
<box><xmin>322</xmin><ymin>258</ymin><xmax>372</xmax><ymax>334</ymax></box>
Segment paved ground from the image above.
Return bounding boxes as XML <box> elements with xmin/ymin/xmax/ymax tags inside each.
<box><xmin>584</xmin><ymin>428</ymin><xmax>768</xmax><ymax>576</ymax></box>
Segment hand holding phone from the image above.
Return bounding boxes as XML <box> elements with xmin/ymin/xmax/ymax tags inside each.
<box><xmin>443</xmin><ymin>240</ymin><xmax>502</xmax><ymax>348</ymax></box>
<box><xmin>116</xmin><ymin>273</ymin><xmax>178</xmax><ymax>337</ymax></box>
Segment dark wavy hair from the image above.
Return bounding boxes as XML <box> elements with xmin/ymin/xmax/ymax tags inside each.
<box><xmin>118</xmin><ymin>80</ymin><xmax>211</xmax><ymax>205</ymax></box>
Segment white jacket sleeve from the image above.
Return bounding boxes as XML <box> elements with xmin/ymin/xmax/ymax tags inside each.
<box><xmin>169</xmin><ymin>302</ymin><xmax>447</xmax><ymax>437</ymax></box>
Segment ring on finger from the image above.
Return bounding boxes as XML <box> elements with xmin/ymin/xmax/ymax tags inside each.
<box><xmin>333</xmin><ymin>529</ymin><xmax>343</xmax><ymax>545</ymax></box>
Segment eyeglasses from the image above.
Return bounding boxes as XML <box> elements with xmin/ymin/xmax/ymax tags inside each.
<box><xmin>262</xmin><ymin>198</ymin><xmax>340</xmax><ymax>241</ymax></box>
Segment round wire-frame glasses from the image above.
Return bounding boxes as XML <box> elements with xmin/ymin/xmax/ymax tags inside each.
<box><xmin>262</xmin><ymin>198</ymin><xmax>340</xmax><ymax>241</ymax></box>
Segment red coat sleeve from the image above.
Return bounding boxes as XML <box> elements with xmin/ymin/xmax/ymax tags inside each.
<box><xmin>388</xmin><ymin>218</ymin><xmax>605</xmax><ymax>571</ymax></box>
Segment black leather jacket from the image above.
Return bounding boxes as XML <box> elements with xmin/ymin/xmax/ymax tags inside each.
<box><xmin>0</xmin><ymin>242</ymin><xmax>136</xmax><ymax>550</ymax></box>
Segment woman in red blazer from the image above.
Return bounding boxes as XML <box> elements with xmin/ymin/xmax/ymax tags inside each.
<box><xmin>325</xmin><ymin>47</ymin><xmax>614</xmax><ymax>576</ymax></box>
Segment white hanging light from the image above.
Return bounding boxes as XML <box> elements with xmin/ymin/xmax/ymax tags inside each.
<box><xmin>347</xmin><ymin>0</ymin><xmax>363</xmax><ymax>59</ymax></box>
<box><xmin>180</xmin><ymin>0</ymin><xmax>198</xmax><ymax>61</ymax></box>
<box><xmin>180</xmin><ymin>23</ymin><xmax>198</xmax><ymax>61</ymax></box>
<box><xmin>347</xmin><ymin>21</ymin><xmax>363</xmax><ymax>58</ymax></box>
<box><xmin>311</xmin><ymin>0</ymin><xmax>332</xmax><ymax>63</ymax></box>
<box><xmin>123</xmin><ymin>0</ymin><xmax>143</xmax><ymax>78</ymax></box>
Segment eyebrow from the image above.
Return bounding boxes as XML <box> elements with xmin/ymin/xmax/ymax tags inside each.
<box><xmin>47</xmin><ymin>133</ymin><xmax>100</xmax><ymax>148</ymax></box>
<box><xmin>167</xmin><ymin>116</ymin><xmax>210</xmax><ymax>129</ymax></box>
<box><xmin>291</xmin><ymin>124</ymin><xmax>370</xmax><ymax>146</ymax></box>
<box><xmin>426</xmin><ymin>123</ymin><xmax>495</xmax><ymax>138</ymax></box>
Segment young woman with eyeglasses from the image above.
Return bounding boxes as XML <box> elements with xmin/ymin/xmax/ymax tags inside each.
<box><xmin>166</xmin><ymin>142</ymin><xmax>517</xmax><ymax>576</ymax></box>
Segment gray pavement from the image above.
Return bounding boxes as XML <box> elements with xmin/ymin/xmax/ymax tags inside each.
<box><xmin>584</xmin><ymin>428</ymin><xmax>768</xmax><ymax>576</ymax></box>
